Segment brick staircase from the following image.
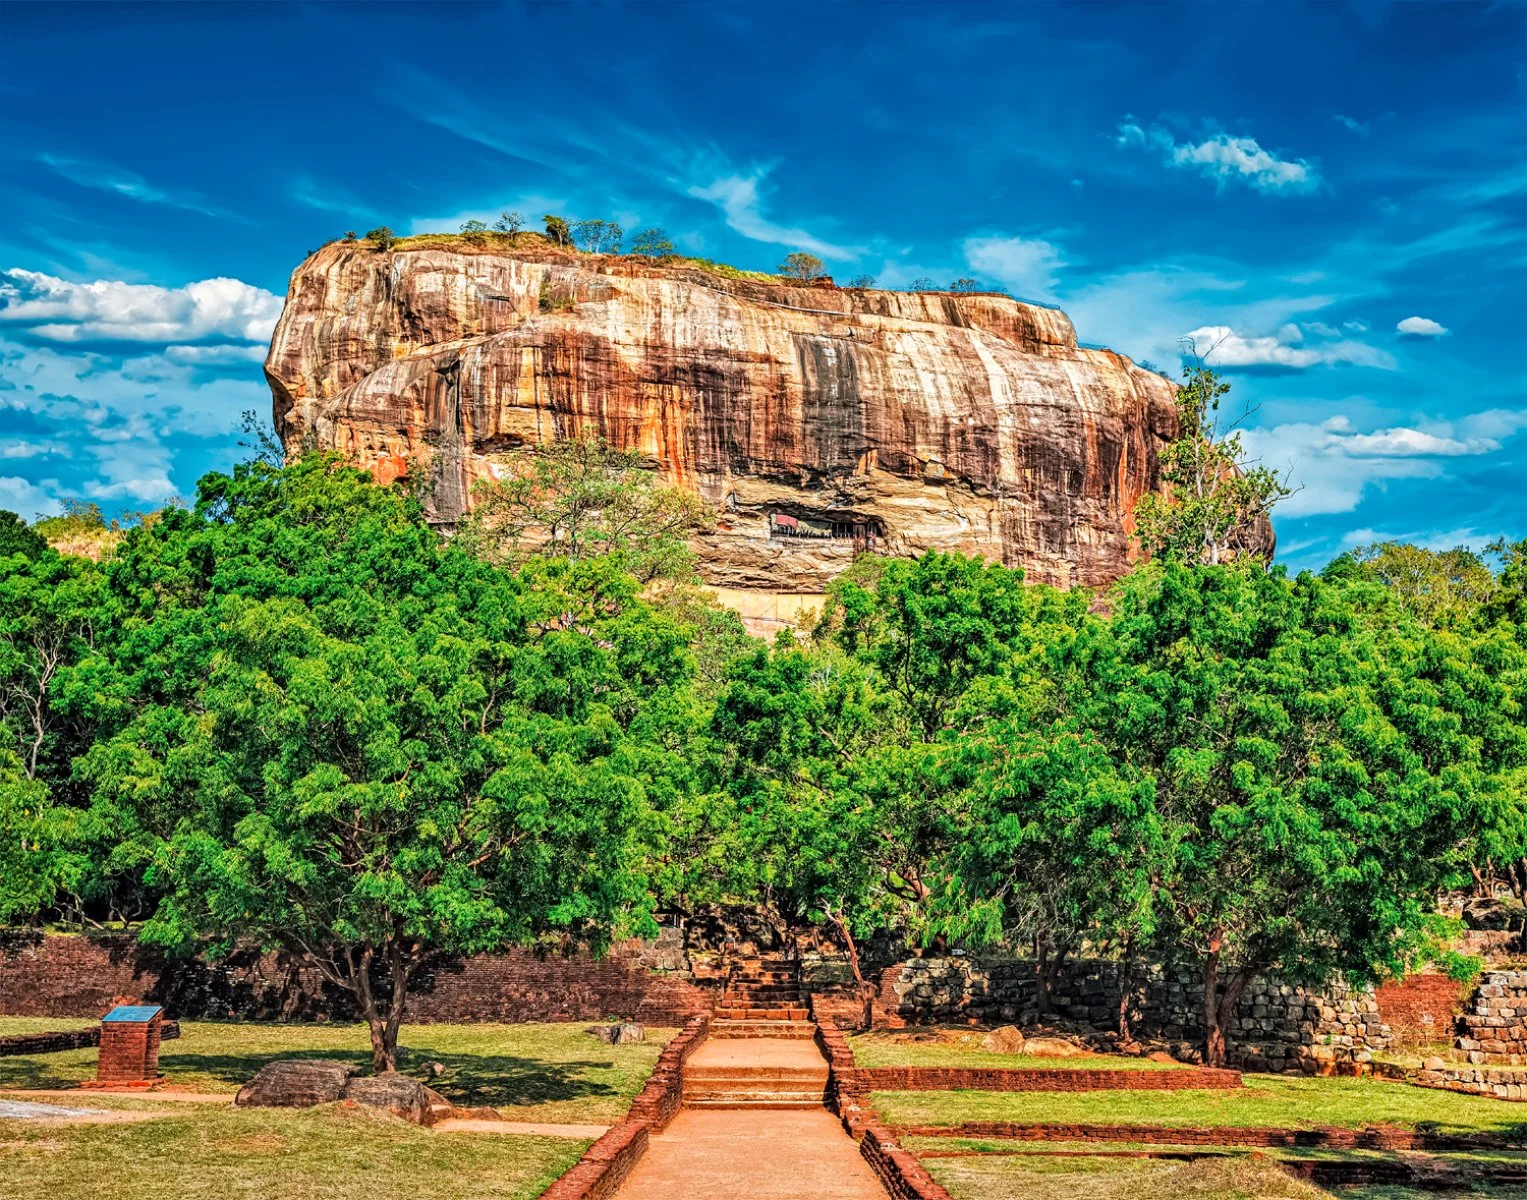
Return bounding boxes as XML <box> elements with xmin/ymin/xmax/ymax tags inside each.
<box><xmin>681</xmin><ymin>1038</ymin><xmax>831</xmax><ymax>1110</ymax></box>
<box><xmin>711</xmin><ymin>951</ymin><xmax>814</xmax><ymax>1039</ymax></box>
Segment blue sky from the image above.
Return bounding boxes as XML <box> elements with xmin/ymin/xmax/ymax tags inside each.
<box><xmin>1</xmin><ymin>1</ymin><xmax>1522</xmax><ymax>569</ymax></box>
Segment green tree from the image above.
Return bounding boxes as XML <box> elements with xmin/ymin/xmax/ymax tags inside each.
<box><xmin>819</xmin><ymin>552</ymin><xmax>1034</xmax><ymax>739</ymax></box>
<box><xmin>948</xmin><ymin>277</ymin><xmax>981</xmax><ymax>293</ymax></box>
<box><xmin>571</xmin><ymin>219</ymin><xmax>623</xmax><ymax>254</ymax></box>
<box><xmin>630</xmin><ymin>227</ymin><xmax>675</xmax><ymax>259</ymax></box>
<box><xmin>494</xmin><ymin>211</ymin><xmax>526</xmax><ymax>236</ymax></box>
<box><xmin>910</xmin><ymin>277</ymin><xmax>937</xmax><ymax>292</ymax></box>
<box><xmin>1094</xmin><ymin>562</ymin><xmax>1492</xmax><ymax>1065</ymax></box>
<box><xmin>1336</xmin><ymin>541</ymin><xmax>1497</xmax><ymax>629</ymax></box>
<box><xmin>459</xmin><ymin>219</ymin><xmax>490</xmax><ymax>244</ymax></box>
<box><xmin>0</xmin><ymin>511</ymin><xmax>47</xmax><ymax>561</ymax></box>
<box><xmin>1133</xmin><ymin>350</ymin><xmax>1288</xmax><ymax>565</ymax></box>
<box><xmin>365</xmin><ymin>226</ymin><xmax>397</xmax><ymax>252</ymax></box>
<box><xmin>846</xmin><ymin>275</ymin><xmax>878</xmax><ymax>289</ymax></box>
<box><xmin>777</xmin><ymin>252</ymin><xmax>825</xmax><ymax>282</ymax></box>
<box><xmin>459</xmin><ymin>435</ymin><xmax>712</xmax><ymax>584</ymax></box>
<box><xmin>542</xmin><ymin>215</ymin><xmax>572</xmax><ymax>247</ymax></box>
<box><xmin>77</xmin><ymin>456</ymin><xmax>684</xmax><ymax>1071</ymax></box>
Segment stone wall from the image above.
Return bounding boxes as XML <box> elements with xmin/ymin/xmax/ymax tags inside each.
<box><xmin>857</xmin><ymin>956</ymin><xmax>1392</xmax><ymax>1072</ymax></box>
<box><xmin>1455</xmin><ymin>970</ymin><xmax>1527</xmax><ymax>1065</ymax></box>
<box><xmin>1373</xmin><ymin>972</ymin><xmax>1464</xmax><ymax>1042</ymax></box>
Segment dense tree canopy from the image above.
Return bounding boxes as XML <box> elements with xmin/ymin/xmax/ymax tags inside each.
<box><xmin>1</xmin><ymin>449</ymin><xmax>1523</xmax><ymax>1070</ymax></box>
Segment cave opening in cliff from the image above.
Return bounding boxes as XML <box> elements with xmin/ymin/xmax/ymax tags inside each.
<box><xmin>768</xmin><ymin>512</ymin><xmax>881</xmax><ymax>553</ymax></box>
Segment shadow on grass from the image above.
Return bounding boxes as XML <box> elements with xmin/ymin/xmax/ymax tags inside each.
<box><xmin>151</xmin><ymin>1048</ymin><xmax>623</xmax><ymax>1108</ymax></box>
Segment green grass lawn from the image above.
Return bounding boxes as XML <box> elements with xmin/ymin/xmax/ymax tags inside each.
<box><xmin>0</xmin><ymin>1102</ymin><xmax>586</xmax><ymax>1200</ymax></box>
<box><xmin>872</xmin><ymin>1075</ymin><xmax>1527</xmax><ymax>1137</ymax></box>
<box><xmin>849</xmin><ymin>1030</ymin><xmax>1189</xmax><ymax>1071</ymax></box>
<box><xmin>923</xmin><ymin>1151</ymin><xmax>1332</xmax><ymax>1200</ymax></box>
<box><xmin>0</xmin><ymin>1017</ymin><xmax>97</xmax><ymax>1036</ymax></box>
<box><xmin>0</xmin><ymin>1019</ymin><xmax>674</xmax><ymax>1124</ymax></box>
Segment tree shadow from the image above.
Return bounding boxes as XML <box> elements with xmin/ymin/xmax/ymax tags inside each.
<box><xmin>152</xmin><ymin>1047</ymin><xmax>622</xmax><ymax>1109</ymax></box>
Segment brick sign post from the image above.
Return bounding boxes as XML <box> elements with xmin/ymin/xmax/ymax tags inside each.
<box><xmin>83</xmin><ymin>1004</ymin><xmax>164</xmax><ymax>1088</ymax></box>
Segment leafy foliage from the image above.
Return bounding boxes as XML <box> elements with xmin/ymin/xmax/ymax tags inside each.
<box><xmin>630</xmin><ymin>227</ymin><xmax>674</xmax><ymax>258</ymax></box>
<box><xmin>777</xmin><ymin>251</ymin><xmax>825</xmax><ymax>282</ymax></box>
<box><xmin>1133</xmin><ymin>359</ymin><xmax>1288</xmax><ymax>565</ymax></box>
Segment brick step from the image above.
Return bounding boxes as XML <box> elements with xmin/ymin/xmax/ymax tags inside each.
<box><xmin>684</xmin><ymin>1087</ymin><xmax>830</xmax><ymax>1105</ymax></box>
<box><xmin>710</xmin><ymin>1019</ymin><xmax>817</xmax><ymax>1039</ymax></box>
<box><xmin>713</xmin><ymin>1006</ymin><xmax>811</xmax><ymax>1021</ymax></box>
<box><xmin>685</xmin><ymin>1068</ymin><xmax>829</xmax><ymax>1087</ymax></box>
<box><xmin>723</xmin><ymin>991</ymin><xmax>802</xmax><ymax>1003</ymax></box>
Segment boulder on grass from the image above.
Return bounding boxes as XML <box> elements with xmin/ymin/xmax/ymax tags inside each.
<box><xmin>236</xmin><ymin>1059</ymin><xmax>361</xmax><ymax>1108</ymax></box>
<box><xmin>341</xmin><ymin>1072</ymin><xmax>454</xmax><ymax>1125</ymax></box>
<box><xmin>981</xmin><ymin>1025</ymin><xmax>1026</xmax><ymax>1055</ymax></box>
<box><xmin>586</xmin><ymin>1022</ymin><xmax>645</xmax><ymax>1045</ymax></box>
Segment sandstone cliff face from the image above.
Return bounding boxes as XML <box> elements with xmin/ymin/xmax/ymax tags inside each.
<box><xmin>266</xmin><ymin>242</ymin><xmax>1188</xmax><ymax>606</ymax></box>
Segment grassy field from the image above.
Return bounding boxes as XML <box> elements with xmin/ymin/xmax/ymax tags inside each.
<box><xmin>0</xmin><ymin>1020</ymin><xmax>674</xmax><ymax>1124</ymax></box>
<box><xmin>873</xmin><ymin>1075</ymin><xmax>1527</xmax><ymax>1137</ymax></box>
<box><xmin>923</xmin><ymin>1152</ymin><xmax>1331</xmax><ymax>1200</ymax></box>
<box><xmin>849</xmin><ymin>1029</ymin><xmax>1189</xmax><ymax>1071</ymax></box>
<box><xmin>0</xmin><ymin>1017</ymin><xmax>96</xmax><ymax>1036</ymax></box>
<box><xmin>0</xmin><ymin>1102</ymin><xmax>586</xmax><ymax>1200</ymax></box>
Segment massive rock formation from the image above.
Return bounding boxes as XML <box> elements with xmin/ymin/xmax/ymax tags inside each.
<box><xmin>266</xmin><ymin>241</ymin><xmax>1222</xmax><ymax>622</ymax></box>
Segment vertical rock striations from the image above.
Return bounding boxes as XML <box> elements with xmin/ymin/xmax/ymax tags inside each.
<box><xmin>265</xmin><ymin>241</ymin><xmax>1219</xmax><ymax>613</ymax></box>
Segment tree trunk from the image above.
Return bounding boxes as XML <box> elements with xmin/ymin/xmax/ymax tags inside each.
<box><xmin>1116</xmin><ymin>938</ymin><xmax>1135</xmax><ymax>1042</ymax></box>
<box><xmin>830</xmin><ymin>907</ymin><xmax>875</xmax><ymax>1030</ymax></box>
<box><xmin>350</xmin><ymin>943</ymin><xmax>415</xmax><ymax>1073</ymax></box>
<box><xmin>1035</xmin><ymin>934</ymin><xmax>1071</xmax><ymax>1019</ymax></box>
<box><xmin>1201</xmin><ymin>938</ymin><xmax>1254</xmax><ymax>1069</ymax></box>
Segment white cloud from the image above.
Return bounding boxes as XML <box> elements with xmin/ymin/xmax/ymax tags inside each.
<box><xmin>1397</xmin><ymin>315</ymin><xmax>1450</xmax><ymax>337</ymax></box>
<box><xmin>962</xmin><ymin>235</ymin><xmax>1065</xmax><ymax>302</ymax></box>
<box><xmin>1334</xmin><ymin>115</ymin><xmax>1371</xmax><ymax>136</ymax></box>
<box><xmin>687</xmin><ymin>172</ymin><xmax>857</xmax><ymax>260</ymax></box>
<box><xmin>1245</xmin><ymin>414</ymin><xmax>1507</xmax><ymax>516</ymax></box>
<box><xmin>0</xmin><ymin>269</ymin><xmax>282</xmax><ymax>345</ymax></box>
<box><xmin>1183</xmin><ymin>324</ymin><xmax>1395</xmax><ymax>370</ymax></box>
<box><xmin>0</xmin><ymin>333</ymin><xmax>266</xmax><ymax>510</ymax></box>
<box><xmin>163</xmin><ymin>344</ymin><xmax>268</xmax><ymax>365</ymax></box>
<box><xmin>1117</xmin><ymin>119</ymin><xmax>1319</xmax><ymax>194</ymax></box>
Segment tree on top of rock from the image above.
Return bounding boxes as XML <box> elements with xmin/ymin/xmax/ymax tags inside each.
<box><xmin>777</xmin><ymin>252</ymin><xmax>825</xmax><ymax>282</ymax></box>
<box><xmin>1132</xmin><ymin>339</ymin><xmax>1288</xmax><ymax>566</ymax></box>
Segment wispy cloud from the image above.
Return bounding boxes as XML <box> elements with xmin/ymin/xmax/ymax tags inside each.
<box><xmin>1334</xmin><ymin>114</ymin><xmax>1370</xmax><ymax>136</ymax></box>
<box><xmin>1246</xmin><ymin>413</ymin><xmax>1511</xmax><ymax>517</ymax></box>
<box><xmin>1116</xmin><ymin>119</ymin><xmax>1319</xmax><ymax>194</ymax></box>
<box><xmin>39</xmin><ymin>153</ymin><xmax>247</xmax><ymax>221</ymax></box>
<box><xmin>963</xmin><ymin>235</ymin><xmax>1065</xmax><ymax>302</ymax></box>
<box><xmin>687</xmin><ymin>171</ymin><xmax>858</xmax><ymax>260</ymax></box>
<box><xmin>0</xmin><ymin>269</ymin><xmax>281</xmax><ymax>345</ymax></box>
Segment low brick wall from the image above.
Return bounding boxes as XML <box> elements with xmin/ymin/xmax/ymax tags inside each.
<box><xmin>886</xmin><ymin>1120</ymin><xmax>1527</xmax><ymax>1153</ymax></box>
<box><xmin>859</xmin><ymin>1123</ymin><xmax>955</xmax><ymax>1200</ymax></box>
<box><xmin>1373</xmin><ymin>973</ymin><xmax>1464</xmax><ymax>1042</ymax></box>
<box><xmin>854</xmin><ymin>1066</ymin><xmax>1242</xmax><ymax>1093</ymax></box>
<box><xmin>539</xmin><ymin>1016</ymin><xmax>709</xmax><ymax>1200</ymax></box>
<box><xmin>539</xmin><ymin>1120</ymin><xmax>649</xmax><ymax>1200</ymax></box>
<box><xmin>0</xmin><ymin>1021</ymin><xmax>180</xmax><ymax>1058</ymax></box>
<box><xmin>0</xmin><ymin>930</ymin><xmax>712</xmax><ymax>1025</ymax></box>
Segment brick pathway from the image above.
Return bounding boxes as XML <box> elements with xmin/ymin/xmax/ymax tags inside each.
<box><xmin>613</xmin><ymin>1036</ymin><xmax>886</xmax><ymax>1199</ymax></box>
<box><xmin>612</xmin><ymin>1107</ymin><xmax>887</xmax><ymax>1199</ymax></box>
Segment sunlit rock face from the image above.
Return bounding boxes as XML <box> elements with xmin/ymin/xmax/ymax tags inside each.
<box><xmin>266</xmin><ymin>242</ymin><xmax>1221</xmax><ymax>614</ymax></box>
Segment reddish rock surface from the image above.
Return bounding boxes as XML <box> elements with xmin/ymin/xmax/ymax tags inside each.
<box><xmin>266</xmin><ymin>242</ymin><xmax>1254</xmax><ymax>613</ymax></box>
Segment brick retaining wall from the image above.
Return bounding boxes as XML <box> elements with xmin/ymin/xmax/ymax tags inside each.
<box><xmin>853</xmin><ymin>1066</ymin><xmax>1242</xmax><ymax>1093</ymax></box>
<box><xmin>1372</xmin><ymin>972</ymin><xmax>1464</xmax><ymax>1041</ymax></box>
<box><xmin>0</xmin><ymin>931</ymin><xmax>712</xmax><ymax>1025</ymax></box>
<box><xmin>539</xmin><ymin>1016</ymin><xmax>709</xmax><ymax>1200</ymax></box>
<box><xmin>886</xmin><ymin>1120</ymin><xmax>1527</xmax><ymax>1153</ymax></box>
